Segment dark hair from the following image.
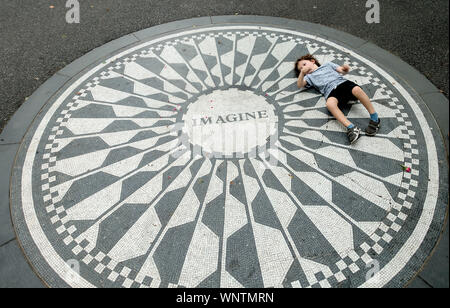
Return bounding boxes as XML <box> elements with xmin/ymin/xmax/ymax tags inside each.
<box><xmin>294</xmin><ymin>54</ymin><xmax>321</xmax><ymax>77</ymax></box>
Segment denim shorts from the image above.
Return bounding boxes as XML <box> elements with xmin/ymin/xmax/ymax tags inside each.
<box><xmin>328</xmin><ymin>80</ymin><xmax>359</xmax><ymax>105</ymax></box>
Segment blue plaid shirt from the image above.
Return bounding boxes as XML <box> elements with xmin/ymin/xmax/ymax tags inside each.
<box><xmin>304</xmin><ymin>62</ymin><xmax>347</xmax><ymax>99</ymax></box>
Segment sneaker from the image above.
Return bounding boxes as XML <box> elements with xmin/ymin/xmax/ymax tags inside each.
<box><xmin>365</xmin><ymin>119</ymin><xmax>381</xmax><ymax>136</ymax></box>
<box><xmin>347</xmin><ymin>126</ymin><xmax>361</xmax><ymax>144</ymax></box>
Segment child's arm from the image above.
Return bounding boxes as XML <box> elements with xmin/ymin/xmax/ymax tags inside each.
<box><xmin>297</xmin><ymin>71</ymin><xmax>307</xmax><ymax>88</ymax></box>
<box><xmin>336</xmin><ymin>64</ymin><xmax>351</xmax><ymax>75</ymax></box>
<box><xmin>297</xmin><ymin>67</ymin><xmax>311</xmax><ymax>88</ymax></box>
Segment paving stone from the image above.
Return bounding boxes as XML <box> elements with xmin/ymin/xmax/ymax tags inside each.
<box><xmin>0</xmin><ymin>240</ymin><xmax>45</xmax><ymax>288</ymax></box>
<box><xmin>0</xmin><ymin>144</ymin><xmax>18</xmax><ymax>246</ymax></box>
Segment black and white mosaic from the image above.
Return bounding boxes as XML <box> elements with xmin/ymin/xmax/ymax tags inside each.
<box><xmin>10</xmin><ymin>25</ymin><xmax>447</xmax><ymax>288</ymax></box>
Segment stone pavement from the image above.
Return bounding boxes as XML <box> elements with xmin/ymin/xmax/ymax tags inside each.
<box><xmin>0</xmin><ymin>16</ymin><xmax>448</xmax><ymax>288</ymax></box>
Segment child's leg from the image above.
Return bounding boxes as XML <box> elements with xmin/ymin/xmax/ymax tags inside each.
<box><xmin>351</xmin><ymin>86</ymin><xmax>376</xmax><ymax>115</ymax></box>
<box><xmin>352</xmin><ymin>86</ymin><xmax>381</xmax><ymax>136</ymax></box>
<box><xmin>326</xmin><ymin>97</ymin><xmax>353</xmax><ymax>127</ymax></box>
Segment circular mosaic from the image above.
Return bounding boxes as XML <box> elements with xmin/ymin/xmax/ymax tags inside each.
<box><xmin>11</xmin><ymin>24</ymin><xmax>447</xmax><ymax>288</ymax></box>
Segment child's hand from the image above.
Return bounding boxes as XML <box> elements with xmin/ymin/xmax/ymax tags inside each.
<box><xmin>301</xmin><ymin>66</ymin><xmax>311</xmax><ymax>75</ymax></box>
<box><xmin>341</xmin><ymin>64</ymin><xmax>351</xmax><ymax>73</ymax></box>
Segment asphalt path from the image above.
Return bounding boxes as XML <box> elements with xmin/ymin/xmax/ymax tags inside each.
<box><xmin>0</xmin><ymin>0</ymin><xmax>448</xmax><ymax>133</ymax></box>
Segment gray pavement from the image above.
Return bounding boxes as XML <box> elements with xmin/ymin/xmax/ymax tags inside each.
<box><xmin>0</xmin><ymin>1</ymin><xmax>448</xmax><ymax>289</ymax></box>
<box><xmin>0</xmin><ymin>0</ymin><xmax>448</xmax><ymax>133</ymax></box>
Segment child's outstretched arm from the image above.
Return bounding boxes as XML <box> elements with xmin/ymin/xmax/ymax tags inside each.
<box><xmin>336</xmin><ymin>64</ymin><xmax>351</xmax><ymax>75</ymax></box>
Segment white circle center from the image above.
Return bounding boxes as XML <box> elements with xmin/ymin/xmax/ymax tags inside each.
<box><xmin>183</xmin><ymin>89</ymin><xmax>277</xmax><ymax>156</ymax></box>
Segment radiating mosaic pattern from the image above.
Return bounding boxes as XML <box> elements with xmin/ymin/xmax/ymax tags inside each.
<box><xmin>11</xmin><ymin>26</ymin><xmax>445</xmax><ymax>288</ymax></box>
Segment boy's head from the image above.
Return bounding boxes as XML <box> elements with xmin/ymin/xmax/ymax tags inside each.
<box><xmin>295</xmin><ymin>54</ymin><xmax>321</xmax><ymax>77</ymax></box>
